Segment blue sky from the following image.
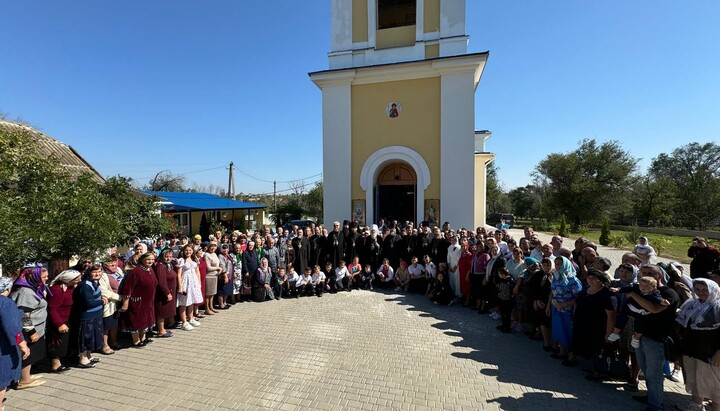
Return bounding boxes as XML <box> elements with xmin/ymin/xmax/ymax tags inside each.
<box><xmin>2</xmin><ymin>1</ymin><xmax>719</xmax><ymax>194</ymax></box>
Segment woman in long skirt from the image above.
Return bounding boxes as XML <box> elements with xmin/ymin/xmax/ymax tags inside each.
<box><xmin>119</xmin><ymin>253</ymin><xmax>158</xmax><ymax>347</ymax></box>
<box><xmin>74</xmin><ymin>264</ymin><xmax>106</xmax><ymax>367</ymax></box>
<box><xmin>46</xmin><ymin>270</ymin><xmax>81</xmax><ymax>372</ymax></box>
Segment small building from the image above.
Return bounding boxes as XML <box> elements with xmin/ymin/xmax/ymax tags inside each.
<box><xmin>143</xmin><ymin>191</ymin><xmax>266</xmax><ymax>235</ymax></box>
<box><xmin>309</xmin><ymin>0</ymin><xmax>494</xmax><ymax>229</ymax></box>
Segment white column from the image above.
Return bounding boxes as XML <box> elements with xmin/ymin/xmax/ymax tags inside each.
<box><xmin>331</xmin><ymin>0</ymin><xmax>353</xmax><ymax>52</ymax></box>
<box><xmin>440</xmin><ymin>71</ymin><xmax>475</xmax><ymax>229</ymax></box>
<box><xmin>322</xmin><ymin>82</ymin><xmax>353</xmax><ymax>225</ymax></box>
<box><xmin>367</xmin><ymin>0</ymin><xmax>376</xmax><ymax>49</ymax></box>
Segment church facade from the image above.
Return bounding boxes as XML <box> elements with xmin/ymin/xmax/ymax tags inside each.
<box><xmin>310</xmin><ymin>0</ymin><xmax>493</xmax><ymax>229</ymax></box>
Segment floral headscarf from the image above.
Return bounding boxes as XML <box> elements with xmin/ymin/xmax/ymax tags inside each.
<box><xmin>676</xmin><ymin>278</ymin><xmax>720</xmax><ymax>331</ymax></box>
<box><xmin>14</xmin><ymin>266</ymin><xmax>51</xmax><ymax>299</ymax></box>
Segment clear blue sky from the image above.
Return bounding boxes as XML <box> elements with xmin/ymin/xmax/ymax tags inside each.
<box><xmin>2</xmin><ymin>1</ymin><xmax>719</xmax><ymax>194</ymax></box>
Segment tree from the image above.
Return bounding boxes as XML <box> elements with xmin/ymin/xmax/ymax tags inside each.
<box><xmin>507</xmin><ymin>185</ymin><xmax>542</xmax><ymax>219</ymax></box>
<box><xmin>146</xmin><ymin>170</ymin><xmax>186</xmax><ymax>192</ymax></box>
<box><xmin>533</xmin><ymin>139</ymin><xmax>637</xmax><ymax>227</ymax></box>
<box><xmin>486</xmin><ymin>163</ymin><xmax>511</xmax><ymax>213</ymax></box>
<box><xmin>629</xmin><ymin>175</ymin><xmax>676</xmax><ymax>226</ymax></box>
<box><xmin>304</xmin><ymin>181</ymin><xmax>324</xmax><ymax>223</ymax></box>
<box><xmin>270</xmin><ymin>198</ymin><xmax>305</xmax><ymax>227</ymax></box>
<box><xmin>649</xmin><ymin>142</ymin><xmax>720</xmax><ymax>230</ymax></box>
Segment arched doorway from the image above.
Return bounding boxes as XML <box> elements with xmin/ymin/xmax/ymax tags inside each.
<box><xmin>375</xmin><ymin>163</ymin><xmax>417</xmax><ymax>224</ymax></box>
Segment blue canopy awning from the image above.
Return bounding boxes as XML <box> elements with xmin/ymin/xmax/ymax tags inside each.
<box><xmin>143</xmin><ymin>191</ymin><xmax>266</xmax><ymax>212</ymax></box>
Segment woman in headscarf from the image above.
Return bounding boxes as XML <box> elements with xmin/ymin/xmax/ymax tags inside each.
<box><xmin>566</xmin><ymin>269</ymin><xmax>616</xmax><ymax>370</ymax></box>
<box><xmin>610</xmin><ymin>262</ymin><xmax>642</xmax><ymax>391</ymax></box>
<box><xmin>549</xmin><ymin>256</ymin><xmax>582</xmax><ymax>360</ymax></box>
<box><xmin>633</xmin><ymin>236</ymin><xmax>657</xmax><ymax>265</ymax></box>
<box><xmin>154</xmin><ymin>249</ymin><xmax>176</xmax><ymax>338</ymax></box>
<box><xmin>45</xmin><ymin>269</ymin><xmax>81</xmax><ymax>372</ymax></box>
<box><xmin>676</xmin><ymin>278</ymin><xmax>720</xmax><ymax>411</ymax></box>
<box><xmin>74</xmin><ymin>264</ymin><xmax>106</xmax><ymax>368</ymax></box>
<box><xmin>525</xmin><ymin>257</ymin><xmax>553</xmax><ymax>350</ymax></box>
<box><xmin>217</xmin><ymin>244</ymin><xmax>234</xmax><ymax>309</ymax></box>
<box><xmin>1</xmin><ymin>276</ymin><xmax>31</xmax><ymax>404</ymax></box>
<box><xmin>9</xmin><ymin>267</ymin><xmax>50</xmax><ymax>389</ymax></box>
<box><xmin>202</xmin><ymin>242</ymin><xmax>221</xmax><ymax>315</ymax></box>
<box><xmin>254</xmin><ymin>258</ymin><xmax>275</xmax><ymax>302</ymax></box>
<box><xmin>99</xmin><ymin>257</ymin><xmax>123</xmax><ymax>353</ymax></box>
<box><xmin>124</xmin><ymin>242</ymin><xmax>147</xmax><ymax>274</ymax></box>
<box><xmin>119</xmin><ymin>253</ymin><xmax>158</xmax><ymax>347</ymax></box>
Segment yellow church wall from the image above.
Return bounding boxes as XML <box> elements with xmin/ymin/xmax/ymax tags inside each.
<box><xmin>350</xmin><ymin>77</ymin><xmax>441</xmax><ymax>201</ymax></box>
<box><xmin>352</xmin><ymin>0</ymin><xmax>368</xmax><ymax>43</ymax></box>
<box><xmin>424</xmin><ymin>0</ymin><xmax>440</xmax><ymax>33</ymax></box>
<box><xmin>474</xmin><ymin>153</ymin><xmax>494</xmax><ymax>227</ymax></box>
<box><xmin>425</xmin><ymin>44</ymin><xmax>439</xmax><ymax>59</ymax></box>
<box><xmin>376</xmin><ymin>25</ymin><xmax>416</xmax><ymax>49</ymax></box>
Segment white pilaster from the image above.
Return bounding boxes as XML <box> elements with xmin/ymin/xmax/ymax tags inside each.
<box><xmin>331</xmin><ymin>0</ymin><xmax>353</xmax><ymax>52</ymax></box>
<box><xmin>440</xmin><ymin>70</ymin><xmax>476</xmax><ymax>229</ymax></box>
<box><xmin>321</xmin><ymin>82</ymin><xmax>353</xmax><ymax>225</ymax></box>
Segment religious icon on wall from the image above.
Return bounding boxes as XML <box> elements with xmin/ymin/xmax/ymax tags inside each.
<box><xmin>386</xmin><ymin>102</ymin><xmax>402</xmax><ymax>118</ymax></box>
<box><xmin>353</xmin><ymin>199</ymin><xmax>366</xmax><ymax>226</ymax></box>
<box><xmin>424</xmin><ymin>199</ymin><xmax>439</xmax><ymax>226</ymax></box>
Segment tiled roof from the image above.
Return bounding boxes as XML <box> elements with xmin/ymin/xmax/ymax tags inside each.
<box><xmin>0</xmin><ymin>120</ymin><xmax>104</xmax><ymax>184</ymax></box>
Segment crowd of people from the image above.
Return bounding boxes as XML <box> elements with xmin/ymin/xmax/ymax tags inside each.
<box><xmin>1</xmin><ymin>219</ymin><xmax>719</xmax><ymax>411</ymax></box>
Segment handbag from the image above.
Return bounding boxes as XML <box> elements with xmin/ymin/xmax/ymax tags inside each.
<box><xmin>592</xmin><ymin>346</ymin><xmax>631</xmax><ymax>381</ymax></box>
<box><xmin>663</xmin><ymin>335</ymin><xmax>681</xmax><ymax>362</ymax></box>
<box><xmin>241</xmin><ymin>284</ymin><xmax>252</xmax><ymax>296</ymax></box>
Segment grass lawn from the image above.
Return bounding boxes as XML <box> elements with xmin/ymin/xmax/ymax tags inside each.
<box><xmin>541</xmin><ymin>229</ymin><xmax>720</xmax><ymax>264</ymax></box>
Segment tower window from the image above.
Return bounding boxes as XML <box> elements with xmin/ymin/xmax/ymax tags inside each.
<box><xmin>378</xmin><ymin>0</ymin><xmax>416</xmax><ymax>29</ymax></box>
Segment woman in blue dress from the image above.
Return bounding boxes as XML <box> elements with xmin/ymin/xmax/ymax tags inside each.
<box><xmin>550</xmin><ymin>256</ymin><xmax>582</xmax><ymax>360</ymax></box>
<box><xmin>1</xmin><ymin>276</ymin><xmax>31</xmax><ymax>405</ymax></box>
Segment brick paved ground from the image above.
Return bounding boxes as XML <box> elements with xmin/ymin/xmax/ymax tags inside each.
<box><xmin>6</xmin><ymin>290</ymin><xmax>691</xmax><ymax>410</ymax></box>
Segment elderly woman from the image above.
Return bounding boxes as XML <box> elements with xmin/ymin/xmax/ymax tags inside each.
<box><xmin>242</xmin><ymin>241</ymin><xmax>260</xmax><ymax>299</ymax></box>
<box><xmin>566</xmin><ymin>269</ymin><xmax>616</xmax><ymax>370</ymax></box>
<box><xmin>254</xmin><ymin>258</ymin><xmax>275</xmax><ymax>302</ymax></box>
<box><xmin>688</xmin><ymin>237</ymin><xmax>720</xmax><ymax>279</ymax></box>
<box><xmin>549</xmin><ymin>256</ymin><xmax>582</xmax><ymax>360</ymax></box>
<box><xmin>10</xmin><ymin>267</ymin><xmax>50</xmax><ymax>389</ymax></box>
<box><xmin>203</xmin><ymin>242</ymin><xmax>221</xmax><ymax>315</ymax></box>
<box><xmin>677</xmin><ymin>278</ymin><xmax>720</xmax><ymax>411</ymax></box>
<box><xmin>633</xmin><ymin>237</ymin><xmax>657</xmax><ymax>265</ymax></box>
<box><xmin>100</xmin><ymin>257</ymin><xmax>124</xmax><ymax>354</ymax></box>
<box><xmin>217</xmin><ymin>244</ymin><xmax>234</xmax><ymax>309</ymax></box>
<box><xmin>124</xmin><ymin>242</ymin><xmax>148</xmax><ymax>274</ymax></box>
<box><xmin>74</xmin><ymin>264</ymin><xmax>107</xmax><ymax>368</ymax></box>
<box><xmin>154</xmin><ymin>249</ymin><xmax>177</xmax><ymax>338</ymax></box>
<box><xmin>45</xmin><ymin>269</ymin><xmax>81</xmax><ymax>372</ymax></box>
<box><xmin>1</xmin><ymin>277</ymin><xmax>31</xmax><ymax>404</ymax></box>
<box><xmin>119</xmin><ymin>252</ymin><xmax>158</xmax><ymax>347</ymax></box>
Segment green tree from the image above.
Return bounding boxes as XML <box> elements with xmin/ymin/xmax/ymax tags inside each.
<box><xmin>486</xmin><ymin>163</ymin><xmax>511</xmax><ymax>213</ymax></box>
<box><xmin>304</xmin><ymin>181</ymin><xmax>324</xmax><ymax>223</ymax></box>
<box><xmin>599</xmin><ymin>219</ymin><xmax>611</xmax><ymax>246</ymax></box>
<box><xmin>629</xmin><ymin>175</ymin><xmax>677</xmax><ymax>226</ymax></box>
<box><xmin>507</xmin><ymin>185</ymin><xmax>542</xmax><ymax>219</ymax></box>
<box><xmin>533</xmin><ymin>139</ymin><xmax>637</xmax><ymax>227</ymax></box>
<box><xmin>649</xmin><ymin>142</ymin><xmax>720</xmax><ymax>230</ymax></box>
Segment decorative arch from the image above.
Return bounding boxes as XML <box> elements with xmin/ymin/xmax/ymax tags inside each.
<box><xmin>360</xmin><ymin>146</ymin><xmax>430</xmax><ymax>225</ymax></box>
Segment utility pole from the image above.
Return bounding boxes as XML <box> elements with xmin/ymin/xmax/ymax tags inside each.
<box><xmin>227</xmin><ymin>161</ymin><xmax>235</xmax><ymax>199</ymax></box>
<box><xmin>273</xmin><ymin>180</ymin><xmax>277</xmax><ymax>210</ymax></box>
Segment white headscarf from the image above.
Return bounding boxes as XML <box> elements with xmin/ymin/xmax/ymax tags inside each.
<box><xmin>634</xmin><ymin>237</ymin><xmax>656</xmax><ymax>259</ymax></box>
<box><xmin>676</xmin><ymin>278</ymin><xmax>720</xmax><ymax>331</ymax></box>
<box><xmin>50</xmin><ymin>269</ymin><xmax>81</xmax><ymax>286</ymax></box>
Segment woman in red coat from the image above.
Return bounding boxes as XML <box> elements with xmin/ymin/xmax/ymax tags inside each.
<box><xmin>45</xmin><ymin>270</ymin><xmax>81</xmax><ymax>372</ymax></box>
<box><xmin>119</xmin><ymin>253</ymin><xmax>158</xmax><ymax>347</ymax></box>
<box><xmin>193</xmin><ymin>247</ymin><xmax>208</xmax><ymax>319</ymax></box>
<box><xmin>154</xmin><ymin>249</ymin><xmax>177</xmax><ymax>338</ymax></box>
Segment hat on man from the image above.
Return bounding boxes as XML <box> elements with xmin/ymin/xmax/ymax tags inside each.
<box><xmin>193</xmin><ymin>234</ymin><xmax>202</xmax><ymax>240</ymax></box>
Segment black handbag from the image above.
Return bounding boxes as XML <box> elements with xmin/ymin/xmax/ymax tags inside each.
<box><xmin>593</xmin><ymin>346</ymin><xmax>631</xmax><ymax>381</ymax></box>
<box><xmin>663</xmin><ymin>335</ymin><xmax>681</xmax><ymax>362</ymax></box>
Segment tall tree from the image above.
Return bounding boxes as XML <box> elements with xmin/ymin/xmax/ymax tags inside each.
<box><xmin>533</xmin><ymin>139</ymin><xmax>637</xmax><ymax>226</ymax></box>
<box><xmin>649</xmin><ymin>142</ymin><xmax>720</xmax><ymax>229</ymax></box>
<box><xmin>486</xmin><ymin>163</ymin><xmax>511</xmax><ymax>214</ymax></box>
<box><xmin>507</xmin><ymin>185</ymin><xmax>542</xmax><ymax>219</ymax></box>
<box><xmin>146</xmin><ymin>170</ymin><xmax>186</xmax><ymax>192</ymax></box>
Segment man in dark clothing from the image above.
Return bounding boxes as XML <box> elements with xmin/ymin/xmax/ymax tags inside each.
<box><xmin>382</xmin><ymin>228</ymin><xmax>402</xmax><ymax>269</ymax></box>
<box><xmin>292</xmin><ymin>228</ymin><xmax>310</xmax><ymax>275</ymax></box>
<box><xmin>325</xmin><ymin>221</ymin><xmax>344</xmax><ymax>268</ymax></box>
<box><xmin>430</xmin><ymin>227</ymin><xmax>449</xmax><ymax>265</ymax></box>
<box><xmin>626</xmin><ymin>264</ymin><xmax>680</xmax><ymax>411</ymax></box>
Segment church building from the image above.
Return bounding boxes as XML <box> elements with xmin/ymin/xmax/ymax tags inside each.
<box><xmin>310</xmin><ymin>0</ymin><xmax>493</xmax><ymax>229</ymax></box>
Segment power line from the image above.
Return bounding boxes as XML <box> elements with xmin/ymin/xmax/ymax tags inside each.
<box><xmin>133</xmin><ymin>166</ymin><xmax>226</xmax><ymax>181</ymax></box>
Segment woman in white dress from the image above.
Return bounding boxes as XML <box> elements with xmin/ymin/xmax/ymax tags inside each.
<box><xmin>175</xmin><ymin>245</ymin><xmax>203</xmax><ymax>331</ymax></box>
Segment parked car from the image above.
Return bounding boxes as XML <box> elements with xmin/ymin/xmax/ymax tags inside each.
<box><xmin>486</xmin><ymin>213</ymin><xmax>515</xmax><ymax>229</ymax></box>
<box><xmin>281</xmin><ymin>219</ymin><xmax>316</xmax><ymax>233</ymax></box>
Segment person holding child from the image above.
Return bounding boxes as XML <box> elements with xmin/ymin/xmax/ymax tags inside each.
<box><xmin>494</xmin><ymin>267</ymin><xmax>516</xmax><ymax>333</ymax></box>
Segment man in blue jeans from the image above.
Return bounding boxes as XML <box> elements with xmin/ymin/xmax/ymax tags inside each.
<box><xmin>626</xmin><ymin>264</ymin><xmax>679</xmax><ymax>411</ymax></box>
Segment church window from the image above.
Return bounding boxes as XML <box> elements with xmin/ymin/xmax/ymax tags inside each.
<box><xmin>378</xmin><ymin>0</ymin><xmax>416</xmax><ymax>29</ymax></box>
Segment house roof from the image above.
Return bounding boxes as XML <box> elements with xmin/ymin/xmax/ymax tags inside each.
<box><xmin>0</xmin><ymin>120</ymin><xmax>105</xmax><ymax>184</ymax></box>
<box><xmin>143</xmin><ymin>191</ymin><xmax>266</xmax><ymax>212</ymax></box>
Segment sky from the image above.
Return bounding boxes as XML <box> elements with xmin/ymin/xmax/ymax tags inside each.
<box><xmin>2</xmin><ymin>1</ymin><xmax>719</xmax><ymax>195</ymax></box>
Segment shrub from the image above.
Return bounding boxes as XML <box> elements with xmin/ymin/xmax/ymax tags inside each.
<box><xmin>624</xmin><ymin>225</ymin><xmax>644</xmax><ymax>245</ymax></box>
<box><xmin>599</xmin><ymin>219</ymin><xmax>611</xmax><ymax>246</ymax></box>
<box><xmin>610</xmin><ymin>235</ymin><xmax>627</xmax><ymax>248</ymax></box>
<box><xmin>558</xmin><ymin>215</ymin><xmax>569</xmax><ymax>238</ymax></box>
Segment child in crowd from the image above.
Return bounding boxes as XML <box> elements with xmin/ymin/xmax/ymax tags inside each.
<box><xmin>298</xmin><ymin>267</ymin><xmax>313</xmax><ymax>296</ymax></box>
<box><xmin>430</xmin><ymin>270</ymin><xmax>453</xmax><ymax>305</ymax></box>
<box><xmin>323</xmin><ymin>262</ymin><xmax>337</xmax><ymax>293</ymax></box>
<box><xmin>310</xmin><ymin>265</ymin><xmax>326</xmax><ymax>297</ymax></box>
<box><xmin>287</xmin><ymin>265</ymin><xmax>300</xmax><ymax>298</ymax></box>
<box><xmin>607</xmin><ymin>276</ymin><xmax>668</xmax><ymax>348</ymax></box>
<box><xmin>335</xmin><ymin>260</ymin><xmax>350</xmax><ymax>292</ymax></box>
<box><xmin>394</xmin><ymin>260</ymin><xmax>410</xmax><ymax>292</ymax></box>
<box><xmin>361</xmin><ymin>264</ymin><xmax>373</xmax><ymax>290</ymax></box>
<box><xmin>423</xmin><ymin>255</ymin><xmax>437</xmax><ymax>296</ymax></box>
<box><xmin>348</xmin><ymin>257</ymin><xmax>362</xmax><ymax>287</ymax></box>
<box><xmin>273</xmin><ymin>267</ymin><xmax>288</xmax><ymax>300</ymax></box>
<box><xmin>375</xmin><ymin>258</ymin><xmax>395</xmax><ymax>288</ymax></box>
<box><xmin>494</xmin><ymin>267</ymin><xmax>516</xmax><ymax>333</ymax></box>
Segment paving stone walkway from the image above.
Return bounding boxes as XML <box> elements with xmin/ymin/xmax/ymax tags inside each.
<box><xmin>7</xmin><ymin>288</ymin><xmax>690</xmax><ymax>411</ymax></box>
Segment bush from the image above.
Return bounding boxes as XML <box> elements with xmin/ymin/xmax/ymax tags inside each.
<box><xmin>558</xmin><ymin>215</ymin><xmax>569</xmax><ymax>238</ymax></box>
<box><xmin>599</xmin><ymin>219</ymin><xmax>611</xmax><ymax>246</ymax></box>
<box><xmin>624</xmin><ymin>225</ymin><xmax>644</xmax><ymax>246</ymax></box>
<box><xmin>610</xmin><ymin>235</ymin><xmax>627</xmax><ymax>248</ymax></box>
